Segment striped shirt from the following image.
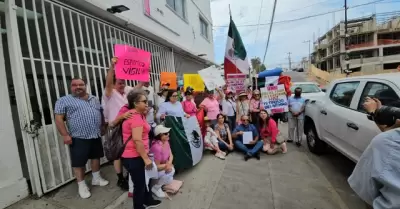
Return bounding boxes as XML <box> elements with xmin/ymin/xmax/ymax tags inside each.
<box><xmin>54</xmin><ymin>94</ymin><xmax>103</xmax><ymax>139</ymax></box>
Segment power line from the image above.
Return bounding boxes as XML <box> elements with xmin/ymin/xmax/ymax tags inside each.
<box><xmin>253</xmin><ymin>0</ymin><xmax>265</xmax><ymax>44</ymax></box>
<box><xmin>213</xmin><ymin>0</ymin><xmax>386</xmax><ymax>28</ymax></box>
<box><xmin>262</xmin><ymin>0</ymin><xmax>278</xmax><ymax>63</ymax></box>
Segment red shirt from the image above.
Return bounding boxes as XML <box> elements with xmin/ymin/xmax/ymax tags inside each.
<box><xmin>259</xmin><ymin>119</ymin><xmax>279</xmax><ymax>143</ymax></box>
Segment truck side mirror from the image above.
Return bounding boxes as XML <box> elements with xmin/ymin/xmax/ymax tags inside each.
<box><xmin>321</xmin><ymin>88</ymin><xmax>326</xmax><ymax>92</ymax></box>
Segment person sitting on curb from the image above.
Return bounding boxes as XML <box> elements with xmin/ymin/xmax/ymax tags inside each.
<box><xmin>258</xmin><ymin>110</ymin><xmax>287</xmax><ymax>154</ymax></box>
<box><xmin>204</xmin><ymin>117</ymin><xmax>226</xmax><ymax>159</ymax></box>
<box><xmin>232</xmin><ymin>115</ymin><xmax>263</xmax><ymax>161</ymax></box>
<box><xmin>150</xmin><ymin>125</ymin><xmax>175</xmax><ymax>198</ymax></box>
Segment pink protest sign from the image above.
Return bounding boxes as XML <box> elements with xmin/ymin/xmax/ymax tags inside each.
<box><xmin>227</xmin><ymin>74</ymin><xmax>246</xmax><ymax>94</ymax></box>
<box><xmin>114</xmin><ymin>44</ymin><xmax>151</xmax><ymax>82</ymax></box>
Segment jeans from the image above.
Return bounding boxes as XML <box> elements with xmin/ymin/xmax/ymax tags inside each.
<box><xmin>218</xmin><ymin>141</ymin><xmax>228</xmax><ymax>151</ymax></box>
<box><xmin>122</xmin><ymin>157</ymin><xmax>154</xmax><ymax>209</ymax></box>
<box><xmin>227</xmin><ymin>115</ymin><xmax>236</xmax><ymax>130</ymax></box>
<box><xmin>234</xmin><ymin>140</ymin><xmax>263</xmax><ymax>156</ymax></box>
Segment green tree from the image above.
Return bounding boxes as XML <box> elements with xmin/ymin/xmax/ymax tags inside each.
<box><xmin>250</xmin><ymin>57</ymin><xmax>266</xmax><ymax>73</ymax></box>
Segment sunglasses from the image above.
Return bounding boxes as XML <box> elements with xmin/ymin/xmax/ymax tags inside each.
<box><xmin>171</xmin><ymin>94</ymin><xmax>178</xmax><ymax>97</ymax></box>
<box><xmin>162</xmin><ymin>132</ymin><xmax>170</xmax><ymax>136</ymax></box>
<box><xmin>241</xmin><ymin>119</ymin><xmax>250</xmax><ymax>122</ymax></box>
<box><xmin>138</xmin><ymin>100</ymin><xmax>148</xmax><ymax>104</ymax></box>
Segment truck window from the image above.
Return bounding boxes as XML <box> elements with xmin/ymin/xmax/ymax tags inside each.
<box><xmin>329</xmin><ymin>82</ymin><xmax>360</xmax><ymax>108</ymax></box>
<box><xmin>357</xmin><ymin>82</ymin><xmax>399</xmax><ymax>112</ymax></box>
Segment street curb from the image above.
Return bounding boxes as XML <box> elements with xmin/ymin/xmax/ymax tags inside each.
<box><xmin>103</xmin><ymin>192</ymin><xmax>128</xmax><ymax>209</ymax></box>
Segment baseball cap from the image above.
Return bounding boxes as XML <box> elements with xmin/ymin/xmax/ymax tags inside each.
<box><xmin>154</xmin><ymin>125</ymin><xmax>171</xmax><ymax>136</ymax></box>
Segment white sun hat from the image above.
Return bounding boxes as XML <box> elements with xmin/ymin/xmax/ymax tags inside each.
<box><xmin>154</xmin><ymin>125</ymin><xmax>171</xmax><ymax>136</ymax></box>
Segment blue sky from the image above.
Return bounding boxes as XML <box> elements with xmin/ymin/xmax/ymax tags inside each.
<box><xmin>210</xmin><ymin>0</ymin><xmax>400</xmax><ymax>68</ymax></box>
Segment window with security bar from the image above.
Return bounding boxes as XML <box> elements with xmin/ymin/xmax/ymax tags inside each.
<box><xmin>15</xmin><ymin>0</ymin><xmax>175</xmax><ymax>126</ymax></box>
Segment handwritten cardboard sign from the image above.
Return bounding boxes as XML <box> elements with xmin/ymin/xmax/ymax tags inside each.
<box><xmin>227</xmin><ymin>74</ymin><xmax>246</xmax><ymax>94</ymax></box>
<box><xmin>260</xmin><ymin>84</ymin><xmax>289</xmax><ymax>114</ymax></box>
<box><xmin>160</xmin><ymin>72</ymin><xmax>177</xmax><ymax>89</ymax></box>
<box><xmin>114</xmin><ymin>44</ymin><xmax>151</xmax><ymax>82</ymax></box>
<box><xmin>198</xmin><ymin>66</ymin><xmax>225</xmax><ymax>90</ymax></box>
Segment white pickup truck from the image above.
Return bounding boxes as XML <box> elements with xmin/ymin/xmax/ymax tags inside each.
<box><xmin>303</xmin><ymin>73</ymin><xmax>400</xmax><ymax>162</ymax></box>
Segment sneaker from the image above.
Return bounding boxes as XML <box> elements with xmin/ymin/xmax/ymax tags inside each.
<box><xmin>295</xmin><ymin>142</ymin><xmax>301</xmax><ymax>147</ymax></box>
<box><xmin>254</xmin><ymin>153</ymin><xmax>260</xmax><ymax>160</ymax></box>
<box><xmin>287</xmin><ymin>139</ymin><xmax>293</xmax><ymax>143</ymax></box>
<box><xmin>221</xmin><ymin>151</ymin><xmax>227</xmax><ymax>156</ymax></box>
<box><xmin>144</xmin><ymin>199</ymin><xmax>162</xmax><ymax>208</ymax></box>
<box><xmin>215</xmin><ymin>152</ymin><xmax>225</xmax><ymax>160</ymax></box>
<box><xmin>92</xmin><ymin>176</ymin><xmax>109</xmax><ymax>186</ymax></box>
<box><xmin>151</xmin><ymin>187</ymin><xmax>166</xmax><ymax>198</ymax></box>
<box><xmin>128</xmin><ymin>192</ymin><xmax>134</xmax><ymax>198</ymax></box>
<box><xmin>117</xmin><ymin>178</ymin><xmax>129</xmax><ymax>191</ymax></box>
<box><xmin>78</xmin><ymin>184</ymin><xmax>91</xmax><ymax>199</ymax></box>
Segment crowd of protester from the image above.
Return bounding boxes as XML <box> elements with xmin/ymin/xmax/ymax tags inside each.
<box><xmin>54</xmin><ymin>57</ymin><xmax>312</xmax><ymax>209</ymax></box>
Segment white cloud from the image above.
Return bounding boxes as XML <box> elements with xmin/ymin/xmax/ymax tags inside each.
<box><xmin>211</xmin><ymin>0</ymin><xmax>400</xmax><ymax>67</ymax></box>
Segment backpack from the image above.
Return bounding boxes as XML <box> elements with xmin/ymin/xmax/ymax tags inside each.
<box><xmin>104</xmin><ymin>122</ymin><xmax>130</xmax><ymax>161</ymax></box>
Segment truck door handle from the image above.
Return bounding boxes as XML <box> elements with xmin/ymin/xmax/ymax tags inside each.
<box><xmin>320</xmin><ymin>110</ymin><xmax>327</xmax><ymax>115</ymax></box>
<box><xmin>347</xmin><ymin>122</ymin><xmax>359</xmax><ymax>130</ymax></box>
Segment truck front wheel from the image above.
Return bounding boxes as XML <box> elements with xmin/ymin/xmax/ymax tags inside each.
<box><xmin>306</xmin><ymin>123</ymin><xmax>327</xmax><ymax>155</ymax></box>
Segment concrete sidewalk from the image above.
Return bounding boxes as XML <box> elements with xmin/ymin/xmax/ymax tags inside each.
<box><xmin>7</xmin><ymin>123</ymin><xmax>367</xmax><ymax>209</ymax></box>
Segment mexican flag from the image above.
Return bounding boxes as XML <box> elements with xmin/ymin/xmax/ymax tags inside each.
<box><xmin>224</xmin><ymin>16</ymin><xmax>250</xmax><ymax>78</ymax></box>
<box><xmin>164</xmin><ymin>116</ymin><xmax>203</xmax><ymax>170</ymax></box>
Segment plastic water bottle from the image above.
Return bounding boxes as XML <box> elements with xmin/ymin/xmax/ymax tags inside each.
<box><xmin>148</xmin><ymin>153</ymin><xmax>154</xmax><ymax>162</ymax></box>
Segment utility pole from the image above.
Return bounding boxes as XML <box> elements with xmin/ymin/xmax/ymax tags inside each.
<box><xmin>303</xmin><ymin>40</ymin><xmax>311</xmax><ymax>70</ymax></box>
<box><xmin>344</xmin><ymin>0</ymin><xmax>350</xmax><ymax>74</ymax></box>
<box><xmin>288</xmin><ymin>52</ymin><xmax>292</xmax><ymax>71</ymax></box>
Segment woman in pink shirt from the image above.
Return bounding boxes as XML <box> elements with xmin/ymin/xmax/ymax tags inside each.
<box><xmin>258</xmin><ymin>109</ymin><xmax>287</xmax><ymax>155</ymax></box>
<box><xmin>181</xmin><ymin>90</ymin><xmax>197</xmax><ymax>116</ymax></box>
<box><xmin>249</xmin><ymin>89</ymin><xmax>264</xmax><ymax>128</ymax></box>
<box><xmin>200</xmin><ymin>89</ymin><xmax>221</xmax><ymax>126</ymax></box>
<box><xmin>121</xmin><ymin>90</ymin><xmax>161</xmax><ymax>209</ymax></box>
<box><xmin>149</xmin><ymin>125</ymin><xmax>175</xmax><ymax>198</ymax></box>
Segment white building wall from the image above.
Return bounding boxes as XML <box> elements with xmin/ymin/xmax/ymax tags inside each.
<box><xmin>84</xmin><ymin>0</ymin><xmax>215</xmax><ymax>62</ymax></box>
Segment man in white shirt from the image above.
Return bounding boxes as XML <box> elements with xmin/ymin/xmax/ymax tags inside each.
<box><xmin>102</xmin><ymin>57</ymin><xmax>143</xmax><ymax>194</ymax></box>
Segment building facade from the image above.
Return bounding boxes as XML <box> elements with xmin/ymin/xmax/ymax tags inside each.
<box><xmin>313</xmin><ymin>15</ymin><xmax>400</xmax><ymax>72</ymax></box>
<box><xmin>0</xmin><ymin>0</ymin><xmax>214</xmax><ymax>207</ymax></box>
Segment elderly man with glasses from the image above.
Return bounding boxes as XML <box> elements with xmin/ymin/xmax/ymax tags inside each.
<box><xmin>232</xmin><ymin>115</ymin><xmax>263</xmax><ymax>161</ymax></box>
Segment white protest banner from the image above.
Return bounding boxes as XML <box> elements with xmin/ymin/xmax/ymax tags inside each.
<box><xmin>227</xmin><ymin>74</ymin><xmax>246</xmax><ymax>94</ymax></box>
<box><xmin>264</xmin><ymin>76</ymin><xmax>279</xmax><ymax>86</ymax></box>
<box><xmin>198</xmin><ymin>66</ymin><xmax>225</xmax><ymax>90</ymax></box>
<box><xmin>260</xmin><ymin>84</ymin><xmax>289</xmax><ymax>114</ymax></box>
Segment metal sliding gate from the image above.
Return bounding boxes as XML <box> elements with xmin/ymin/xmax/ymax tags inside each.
<box><xmin>5</xmin><ymin>0</ymin><xmax>175</xmax><ymax>196</ymax></box>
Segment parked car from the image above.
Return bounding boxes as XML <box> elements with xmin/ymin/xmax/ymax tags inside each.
<box><xmin>297</xmin><ymin>68</ymin><xmax>304</xmax><ymax>72</ymax></box>
<box><xmin>303</xmin><ymin>73</ymin><xmax>400</xmax><ymax>162</ymax></box>
<box><xmin>290</xmin><ymin>82</ymin><xmax>325</xmax><ymax>100</ymax></box>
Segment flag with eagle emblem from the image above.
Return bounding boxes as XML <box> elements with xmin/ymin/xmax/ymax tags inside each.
<box><xmin>224</xmin><ymin>16</ymin><xmax>250</xmax><ymax>78</ymax></box>
<box><xmin>164</xmin><ymin>116</ymin><xmax>203</xmax><ymax>169</ymax></box>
